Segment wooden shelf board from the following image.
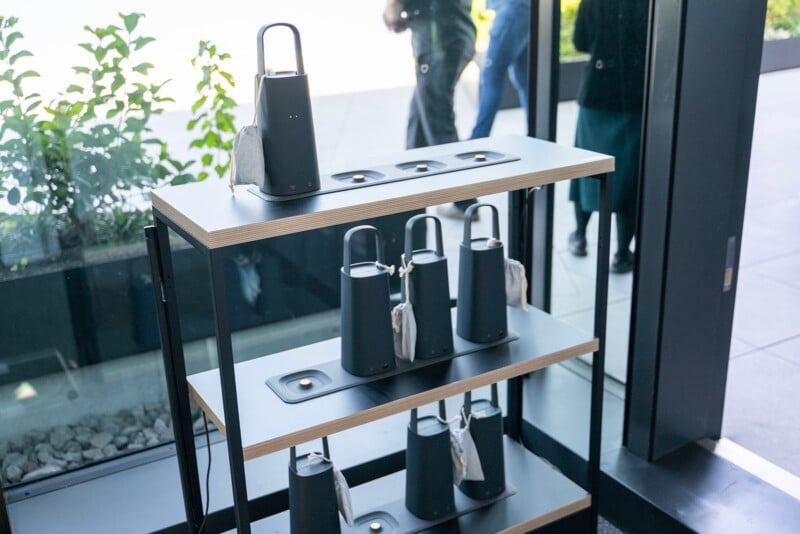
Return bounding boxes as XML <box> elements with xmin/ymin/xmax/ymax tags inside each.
<box><xmin>152</xmin><ymin>136</ymin><xmax>613</xmax><ymax>249</ymax></box>
<box><xmin>187</xmin><ymin>307</ymin><xmax>598</xmax><ymax>461</ymax></box>
<box><xmin>242</xmin><ymin>436</ymin><xmax>591</xmax><ymax>533</ymax></box>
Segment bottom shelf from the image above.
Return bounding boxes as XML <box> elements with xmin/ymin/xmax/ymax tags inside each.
<box><xmin>243</xmin><ymin>436</ymin><xmax>590</xmax><ymax>533</ymax></box>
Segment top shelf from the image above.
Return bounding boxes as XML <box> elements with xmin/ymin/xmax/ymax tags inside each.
<box><xmin>151</xmin><ymin>135</ymin><xmax>613</xmax><ymax>249</ymax></box>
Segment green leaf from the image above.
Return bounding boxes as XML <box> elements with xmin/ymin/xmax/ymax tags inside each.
<box><xmin>115</xmin><ymin>42</ymin><xmax>130</xmax><ymax>58</ymax></box>
<box><xmin>73</xmin><ymin>66</ymin><xmax>91</xmax><ymax>75</ymax></box>
<box><xmin>197</xmin><ymin>171</ymin><xmax>209</xmax><ymax>182</ymax></box>
<box><xmin>111</xmin><ymin>73</ymin><xmax>125</xmax><ymax>93</ymax></box>
<box><xmin>132</xmin><ymin>62</ymin><xmax>154</xmax><ymax>74</ymax></box>
<box><xmin>66</xmin><ymin>84</ymin><xmax>84</xmax><ymax>93</ymax></box>
<box><xmin>124</xmin><ymin>116</ymin><xmax>147</xmax><ymax>132</ymax></box>
<box><xmin>94</xmin><ymin>47</ymin><xmax>108</xmax><ymax>62</ymax></box>
<box><xmin>220</xmin><ymin>71</ymin><xmax>235</xmax><ymax>87</ymax></box>
<box><xmin>191</xmin><ymin>95</ymin><xmax>207</xmax><ymax>114</ymax></box>
<box><xmin>121</xmin><ymin>13</ymin><xmax>143</xmax><ymax>33</ymax></box>
<box><xmin>68</xmin><ymin>102</ymin><xmax>85</xmax><ymax>117</ymax></box>
<box><xmin>25</xmin><ymin>191</ymin><xmax>45</xmax><ymax>204</ymax></box>
<box><xmin>17</xmin><ymin>70</ymin><xmax>40</xmax><ymax>79</ymax></box>
<box><xmin>186</xmin><ymin>117</ymin><xmax>202</xmax><ymax>130</ymax></box>
<box><xmin>170</xmin><ymin>173</ymin><xmax>195</xmax><ymax>185</ymax></box>
<box><xmin>9</xmin><ymin>50</ymin><xmax>33</xmax><ymax>65</ymax></box>
<box><xmin>189</xmin><ymin>139</ymin><xmax>204</xmax><ymax>148</ymax></box>
<box><xmin>7</xmin><ymin>187</ymin><xmax>20</xmax><ymax>205</ymax></box>
<box><xmin>201</xmin><ymin>153</ymin><xmax>212</xmax><ymax>166</ymax></box>
<box><xmin>5</xmin><ymin>31</ymin><xmax>22</xmax><ymax>49</ymax></box>
<box><xmin>78</xmin><ymin>43</ymin><xmax>94</xmax><ymax>54</ymax></box>
<box><xmin>132</xmin><ymin>36</ymin><xmax>155</xmax><ymax>50</ymax></box>
<box><xmin>25</xmin><ymin>100</ymin><xmax>41</xmax><ymax>113</ymax></box>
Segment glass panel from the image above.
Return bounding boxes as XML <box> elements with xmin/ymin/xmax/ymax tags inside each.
<box><xmin>0</xmin><ymin>1</ymin><xmax>524</xmax><ymax>488</ymax></box>
<box><xmin>765</xmin><ymin>0</ymin><xmax>800</xmax><ymax>39</ymax></box>
<box><xmin>722</xmin><ymin>67</ymin><xmax>800</xmax><ymax>477</ymax></box>
<box><xmin>550</xmin><ymin>0</ymin><xmax>649</xmax><ymax>383</ymax></box>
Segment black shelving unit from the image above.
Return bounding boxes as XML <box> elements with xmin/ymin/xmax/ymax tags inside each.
<box><xmin>145</xmin><ymin>135</ymin><xmax>613</xmax><ymax>533</ymax></box>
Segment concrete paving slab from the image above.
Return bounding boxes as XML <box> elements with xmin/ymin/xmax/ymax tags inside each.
<box><xmin>723</xmin><ymin>350</ymin><xmax>800</xmax><ymax>477</ymax></box>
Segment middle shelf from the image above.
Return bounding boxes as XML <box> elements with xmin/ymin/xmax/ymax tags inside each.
<box><xmin>187</xmin><ymin>306</ymin><xmax>597</xmax><ymax>461</ymax></box>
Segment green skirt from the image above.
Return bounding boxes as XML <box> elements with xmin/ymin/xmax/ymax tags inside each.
<box><xmin>569</xmin><ymin>106</ymin><xmax>643</xmax><ymax>213</ymax></box>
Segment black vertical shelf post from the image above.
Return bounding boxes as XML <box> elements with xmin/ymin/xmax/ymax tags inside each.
<box><xmin>207</xmin><ymin>248</ymin><xmax>252</xmax><ymax>533</ymax></box>
<box><xmin>1</xmin><ymin>477</ymin><xmax>11</xmax><ymax>534</ymax></box>
<box><xmin>145</xmin><ymin>220</ymin><xmax>205</xmax><ymax>533</ymax></box>
<box><xmin>588</xmin><ymin>171</ymin><xmax>613</xmax><ymax>528</ymax></box>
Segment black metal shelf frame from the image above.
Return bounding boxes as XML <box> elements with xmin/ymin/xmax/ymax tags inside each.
<box><xmin>144</xmin><ymin>169</ymin><xmax>612</xmax><ymax>533</ymax></box>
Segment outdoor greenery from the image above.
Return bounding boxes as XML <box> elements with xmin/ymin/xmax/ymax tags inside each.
<box><xmin>559</xmin><ymin>0</ymin><xmax>800</xmax><ymax>59</ymax></box>
<box><xmin>187</xmin><ymin>41</ymin><xmax>237</xmax><ymax>182</ymax></box>
<box><xmin>560</xmin><ymin>0</ymin><xmax>588</xmax><ymax>62</ymax></box>
<box><xmin>0</xmin><ymin>14</ymin><xmax>237</xmax><ymax>270</ymax></box>
<box><xmin>766</xmin><ymin>0</ymin><xmax>800</xmax><ymax>38</ymax></box>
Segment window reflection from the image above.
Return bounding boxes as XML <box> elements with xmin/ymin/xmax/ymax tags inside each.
<box><xmin>0</xmin><ymin>2</ymin><xmax>526</xmax><ymax>488</ymax></box>
<box><xmin>551</xmin><ymin>0</ymin><xmax>649</xmax><ymax>383</ymax></box>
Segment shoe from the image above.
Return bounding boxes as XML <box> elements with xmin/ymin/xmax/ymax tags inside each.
<box><xmin>611</xmin><ymin>250</ymin><xmax>635</xmax><ymax>274</ymax></box>
<box><xmin>568</xmin><ymin>231</ymin><xmax>587</xmax><ymax>257</ymax></box>
<box><xmin>436</xmin><ymin>204</ymin><xmax>480</xmax><ymax>221</ymax></box>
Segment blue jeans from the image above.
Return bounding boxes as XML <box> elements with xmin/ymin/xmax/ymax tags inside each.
<box><xmin>470</xmin><ymin>0</ymin><xmax>531</xmax><ymax>139</ymax></box>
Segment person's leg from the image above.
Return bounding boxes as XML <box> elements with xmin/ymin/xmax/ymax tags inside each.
<box><xmin>406</xmin><ymin>91</ymin><xmax>426</xmax><ymax>149</ymax></box>
<box><xmin>568</xmin><ymin>201</ymin><xmax>591</xmax><ymax>256</ymax></box>
<box><xmin>508</xmin><ymin>1</ymin><xmax>531</xmax><ymax>116</ymax></box>
<box><xmin>575</xmin><ymin>202</ymin><xmax>591</xmax><ymax>235</ymax></box>
<box><xmin>611</xmin><ymin>205</ymin><xmax>636</xmax><ymax>273</ymax></box>
<box><xmin>420</xmin><ymin>43</ymin><xmax>476</xmax><ymax>214</ymax></box>
<box><xmin>471</xmin><ymin>0</ymin><xmax>530</xmax><ymax>139</ymax></box>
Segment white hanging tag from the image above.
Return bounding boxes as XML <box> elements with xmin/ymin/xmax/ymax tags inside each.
<box><xmin>229</xmin><ymin>78</ymin><xmax>266</xmax><ymax>193</ymax></box>
<box><xmin>333</xmin><ymin>466</ymin><xmax>354</xmax><ymax>527</ymax></box>
<box><xmin>449</xmin><ymin>427</ymin><xmax>468</xmax><ymax>485</ymax></box>
<box><xmin>392</xmin><ymin>256</ymin><xmax>416</xmax><ymax>361</ymax></box>
<box><xmin>392</xmin><ymin>301</ymin><xmax>416</xmax><ymax>361</ymax></box>
<box><xmin>229</xmin><ymin>126</ymin><xmax>266</xmax><ymax>192</ymax></box>
<box><xmin>504</xmin><ymin>257</ymin><xmax>528</xmax><ymax>311</ymax></box>
<box><xmin>452</xmin><ymin>425</ymin><xmax>485</xmax><ymax>482</ymax></box>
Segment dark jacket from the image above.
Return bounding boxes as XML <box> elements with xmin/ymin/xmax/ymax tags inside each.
<box><xmin>573</xmin><ymin>0</ymin><xmax>648</xmax><ymax>113</ymax></box>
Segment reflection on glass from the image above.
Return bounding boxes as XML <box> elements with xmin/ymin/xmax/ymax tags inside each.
<box><xmin>0</xmin><ymin>2</ymin><xmax>525</xmax><ymax>488</ymax></box>
<box><xmin>551</xmin><ymin>0</ymin><xmax>648</xmax><ymax>383</ymax></box>
<box><xmin>568</xmin><ymin>0</ymin><xmax>647</xmax><ymax>273</ymax></box>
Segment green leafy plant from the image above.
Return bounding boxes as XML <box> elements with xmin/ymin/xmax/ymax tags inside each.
<box><xmin>187</xmin><ymin>40</ymin><xmax>237</xmax><ymax>182</ymax></box>
<box><xmin>0</xmin><ymin>13</ymin><xmax>195</xmax><ymax>263</ymax></box>
<box><xmin>766</xmin><ymin>0</ymin><xmax>800</xmax><ymax>38</ymax></box>
<box><xmin>560</xmin><ymin>0</ymin><xmax>589</xmax><ymax>62</ymax></box>
<box><xmin>0</xmin><ymin>15</ymin><xmax>42</xmax><ymax>209</ymax></box>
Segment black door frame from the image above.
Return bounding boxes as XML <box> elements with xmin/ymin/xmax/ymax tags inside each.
<box><xmin>525</xmin><ymin>0</ymin><xmax>767</xmax><ymax>461</ymax></box>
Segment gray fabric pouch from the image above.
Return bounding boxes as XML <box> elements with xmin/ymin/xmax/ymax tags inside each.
<box><xmin>229</xmin><ymin>79</ymin><xmax>266</xmax><ymax>192</ymax></box>
<box><xmin>504</xmin><ymin>257</ymin><xmax>528</xmax><ymax>311</ymax></box>
<box><xmin>229</xmin><ymin>125</ymin><xmax>265</xmax><ymax>191</ymax></box>
<box><xmin>392</xmin><ymin>255</ymin><xmax>417</xmax><ymax>361</ymax></box>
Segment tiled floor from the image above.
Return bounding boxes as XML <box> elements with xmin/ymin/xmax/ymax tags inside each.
<box><xmin>722</xmin><ymin>67</ymin><xmax>800</xmax><ymax>477</ymax></box>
